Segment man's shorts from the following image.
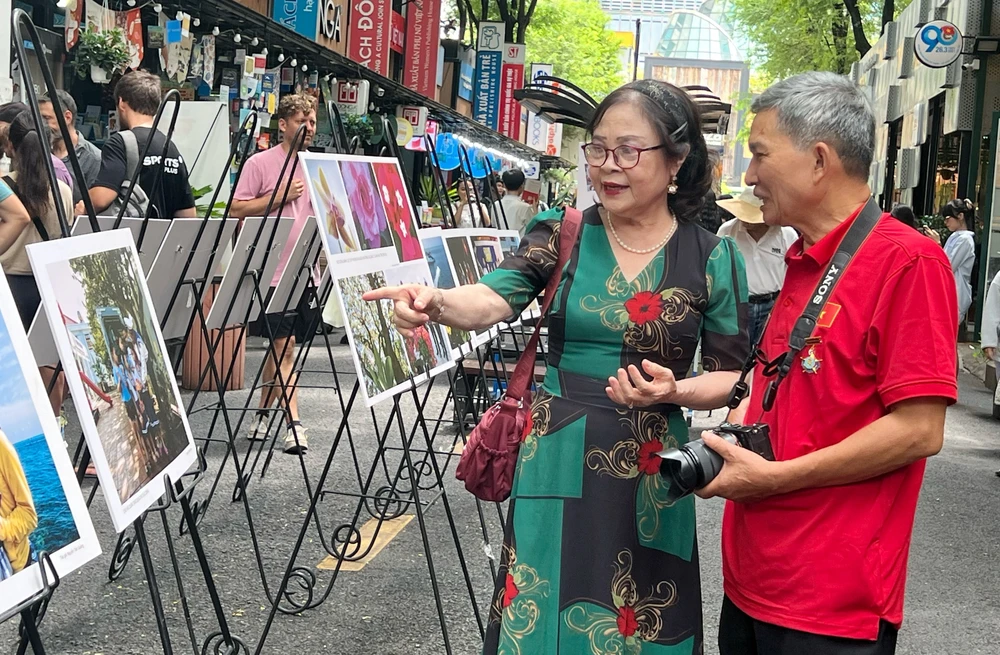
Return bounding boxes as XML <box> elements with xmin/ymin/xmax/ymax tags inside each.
<box><xmin>250</xmin><ymin>288</ymin><xmax>320</xmax><ymax>343</ymax></box>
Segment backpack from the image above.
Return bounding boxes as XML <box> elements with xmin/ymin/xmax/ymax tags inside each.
<box><xmin>3</xmin><ymin>175</ymin><xmax>54</xmax><ymax>241</ymax></box>
<box><xmin>107</xmin><ymin>130</ymin><xmax>150</xmax><ymax>218</ymax></box>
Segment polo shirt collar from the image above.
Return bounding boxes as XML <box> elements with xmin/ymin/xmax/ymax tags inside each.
<box><xmin>785</xmin><ymin>202</ymin><xmax>866</xmax><ymax>266</ymax></box>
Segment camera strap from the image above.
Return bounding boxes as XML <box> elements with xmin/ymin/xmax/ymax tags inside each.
<box><xmin>727</xmin><ymin>198</ymin><xmax>883</xmax><ymax>412</ymax></box>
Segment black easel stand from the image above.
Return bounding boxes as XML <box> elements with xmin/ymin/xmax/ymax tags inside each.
<box><xmin>11</xmin><ymin>20</ymin><xmax>251</xmax><ymax>648</ymax></box>
<box><xmin>2</xmin><ymin>552</ymin><xmax>60</xmax><ymax>655</ymax></box>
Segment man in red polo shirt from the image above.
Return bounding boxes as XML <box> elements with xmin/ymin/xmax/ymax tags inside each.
<box><xmin>697</xmin><ymin>72</ymin><xmax>958</xmax><ymax>654</ymax></box>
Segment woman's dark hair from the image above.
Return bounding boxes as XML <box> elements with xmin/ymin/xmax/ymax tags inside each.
<box><xmin>890</xmin><ymin>204</ymin><xmax>917</xmax><ymax>229</ymax></box>
<box><xmin>941</xmin><ymin>198</ymin><xmax>974</xmax><ymax>226</ymax></box>
<box><xmin>586</xmin><ymin>80</ymin><xmax>712</xmax><ymax>221</ymax></box>
<box><xmin>8</xmin><ymin>110</ymin><xmax>54</xmax><ymax>221</ymax></box>
<box><xmin>0</xmin><ymin>102</ymin><xmax>28</xmax><ymax>124</ymax></box>
<box><xmin>695</xmin><ymin>191</ymin><xmax>726</xmax><ymax>233</ymax></box>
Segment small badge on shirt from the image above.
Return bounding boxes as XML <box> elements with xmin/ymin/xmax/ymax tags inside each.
<box><xmin>801</xmin><ymin>345</ymin><xmax>822</xmax><ymax>374</ymax></box>
<box><xmin>817</xmin><ymin>303</ymin><xmax>841</xmax><ymax>328</ymax></box>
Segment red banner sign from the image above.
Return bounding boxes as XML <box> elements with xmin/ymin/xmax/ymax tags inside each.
<box><xmin>498</xmin><ymin>43</ymin><xmax>525</xmax><ymax>140</ymax></box>
<box><xmin>347</xmin><ymin>0</ymin><xmax>390</xmax><ymax>75</ymax></box>
<box><xmin>390</xmin><ymin>11</ymin><xmax>405</xmax><ymax>54</ymax></box>
<box><xmin>403</xmin><ymin>0</ymin><xmax>441</xmax><ymax>98</ymax></box>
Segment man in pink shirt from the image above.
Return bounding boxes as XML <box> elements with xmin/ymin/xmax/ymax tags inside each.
<box><xmin>231</xmin><ymin>94</ymin><xmax>317</xmax><ymax>455</ymax></box>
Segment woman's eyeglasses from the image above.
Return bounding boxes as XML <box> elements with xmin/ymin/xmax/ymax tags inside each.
<box><xmin>582</xmin><ymin>143</ymin><xmax>664</xmax><ymax>170</ymax></box>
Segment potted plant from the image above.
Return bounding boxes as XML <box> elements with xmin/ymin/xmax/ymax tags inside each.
<box><xmin>72</xmin><ymin>28</ymin><xmax>132</xmax><ymax>84</ymax></box>
<box><xmin>342</xmin><ymin>114</ymin><xmax>375</xmax><ymax>150</ymax></box>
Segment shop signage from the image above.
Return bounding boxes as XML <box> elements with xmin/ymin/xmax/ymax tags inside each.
<box><xmin>406</xmin><ymin>119</ymin><xmax>437</xmax><ymax>152</ymax></box>
<box><xmin>473</xmin><ymin>22</ymin><xmax>504</xmax><ymax>129</ymax></box>
<box><xmin>335</xmin><ymin>79</ymin><xmax>370</xmax><ymax>116</ymax></box>
<box><xmin>317</xmin><ymin>0</ymin><xmax>347</xmax><ymax>55</ymax></box>
<box><xmin>914</xmin><ymin>20</ymin><xmax>963</xmax><ymax>69</ymax></box>
<box><xmin>390</xmin><ymin>11</ymin><xmax>405</xmax><ymax>54</ymax></box>
<box><xmin>396</xmin><ymin>106</ymin><xmax>429</xmax><ymax>136</ymax></box>
<box><xmin>273</xmin><ymin>0</ymin><xmax>319</xmax><ymax>40</ymax></box>
<box><xmin>348</xmin><ymin>0</ymin><xmax>390</xmax><ymax>75</ymax></box>
<box><xmin>498</xmin><ymin>43</ymin><xmax>525</xmax><ymax>140</ymax></box>
<box><xmin>403</xmin><ymin>0</ymin><xmax>440</xmax><ymax>98</ymax></box>
<box><xmin>525</xmin><ymin>63</ymin><xmax>562</xmax><ymax>156</ymax></box>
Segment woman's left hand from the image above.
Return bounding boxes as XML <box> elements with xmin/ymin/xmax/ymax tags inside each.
<box><xmin>606</xmin><ymin>360</ymin><xmax>678</xmax><ymax>409</ymax></box>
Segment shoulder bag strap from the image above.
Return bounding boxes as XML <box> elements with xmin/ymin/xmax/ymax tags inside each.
<box><xmin>3</xmin><ymin>175</ymin><xmax>50</xmax><ymax>242</ymax></box>
<box><xmin>505</xmin><ymin>208</ymin><xmax>584</xmax><ymax>402</ymax></box>
<box><xmin>120</xmin><ymin>130</ymin><xmax>140</xmax><ymax>181</ymax></box>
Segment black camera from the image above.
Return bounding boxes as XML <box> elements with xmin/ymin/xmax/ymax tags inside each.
<box><xmin>657</xmin><ymin>423</ymin><xmax>775</xmax><ymax>503</ymax></box>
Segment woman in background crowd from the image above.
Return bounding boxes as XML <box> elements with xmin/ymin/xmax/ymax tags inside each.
<box><xmin>941</xmin><ymin>198</ymin><xmax>976</xmax><ymax>328</ymax></box>
<box><xmin>1</xmin><ymin>111</ymin><xmax>73</xmax><ymax>418</ymax></box>
<box><xmin>453</xmin><ymin>179</ymin><xmax>491</xmax><ymax>228</ymax></box>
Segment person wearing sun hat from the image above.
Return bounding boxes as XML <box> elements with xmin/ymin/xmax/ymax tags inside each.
<box><xmin>717</xmin><ymin>185</ymin><xmax>798</xmax><ymax>346</ymax></box>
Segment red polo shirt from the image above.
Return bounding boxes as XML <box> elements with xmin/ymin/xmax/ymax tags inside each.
<box><xmin>721</xmin><ymin>206</ymin><xmax>958</xmax><ymax>640</ymax></box>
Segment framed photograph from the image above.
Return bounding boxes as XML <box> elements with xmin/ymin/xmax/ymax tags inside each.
<box><xmin>371</xmin><ymin>161</ymin><xmax>423</xmax><ymax>263</ymax></box>
<box><xmin>443</xmin><ymin>235</ymin><xmax>480</xmax><ymax>287</ymax></box>
<box><xmin>28</xmin><ymin>230</ymin><xmax>198</xmax><ymax>532</ymax></box>
<box><xmin>335</xmin><ymin>259</ymin><xmax>416</xmax><ymax>406</ymax></box>
<box><xmin>471</xmin><ymin>234</ymin><xmax>502</xmax><ymax>277</ymax></box>
<box><xmin>0</xmin><ymin>272</ymin><xmax>101</xmax><ymax>616</ymax></box>
<box><xmin>337</xmin><ymin>159</ymin><xmax>392</xmax><ymax>252</ymax></box>
<box><xmin>299</xmin><ymin>153</ymin><xmax>426</xmax><ymax>265</ymax></box>
<box><xmin>383</xmin><ymin>261</ymin><xmax>454</xmax><ymax>380</ymax></box>
<box><xmin>298</xmin><ymin>155</ymin><xmax>360</xmax><ymax>257</ymax></box>
<box><xmin>419</xmin><ymin>228</ymin><xmax>474</xmax><ymax>354</ymax></box>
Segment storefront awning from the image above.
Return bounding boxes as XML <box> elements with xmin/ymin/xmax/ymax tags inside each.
<box><xmin>145</xmin><ymin>0</ymin><xmax>571</xmax><ymax>168</ymax></box>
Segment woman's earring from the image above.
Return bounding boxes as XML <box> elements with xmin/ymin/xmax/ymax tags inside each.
<box><xmin>667</xmin><ymin>178</ymin><xmax>678</xmax><ymax>195</ymax></box>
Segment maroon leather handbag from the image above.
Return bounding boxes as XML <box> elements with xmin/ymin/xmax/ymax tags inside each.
<box><xmin>455</xmin><ymin>208</ymin><xmax>583</xmax><ymax>502</ymax></box>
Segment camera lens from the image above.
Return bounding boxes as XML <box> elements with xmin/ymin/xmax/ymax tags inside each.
<box><xmin>658</xmin><ymin>435</ymin><xmax>732</xmax><ymax>502</ymax></box>
<box><xmin>659</xmin><ymin>447</ymin><xmax>699</xmax><ymax>502</ymax></box>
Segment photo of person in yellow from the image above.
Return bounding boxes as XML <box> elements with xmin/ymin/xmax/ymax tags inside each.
<box><xmin>0</xmin><ymin>428</ymin><xmax>38</xmax><ymax>578</ymax></box>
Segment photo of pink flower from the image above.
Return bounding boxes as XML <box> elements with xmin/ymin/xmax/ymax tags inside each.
<box><xmin>340</xmin><ymin>161</ymin><xmax>391</xmax><ymax>250</ymax></box>
<box><xmin>372</xmin><ymin>162</ymin><xmax>423</xmax><ymax>262</ymax></box>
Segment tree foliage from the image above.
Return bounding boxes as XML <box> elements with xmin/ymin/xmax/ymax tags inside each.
<box><xmin>730</xmin><ymin>0</ymin><xmax>912</xmax><ymax>80</ymax></box>
<box><xmin>523</xmin><ymin>0</ymin><xmax>623</xmax><ymax>102</ymax></box>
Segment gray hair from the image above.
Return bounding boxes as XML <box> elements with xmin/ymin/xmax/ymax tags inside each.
<box><xmin>751</xmin><ymin>71</ymin><xmax>875</xmax><ymax>180</ymax></box>
<box><xmin>40</xmin><ymin>89</ymin><xmax>78</xmax><ymax>119</ymax></box>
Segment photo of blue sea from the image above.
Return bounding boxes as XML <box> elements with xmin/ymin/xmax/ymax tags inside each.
<box><xmin>0</xmin><ymin>317</ymin><xmax>79</xmax><ymax>554</ymax></box>
<box><xmin>423</xmin><ymin>235</ymin><xmax>456</xmax><ymax>290</ymax></box>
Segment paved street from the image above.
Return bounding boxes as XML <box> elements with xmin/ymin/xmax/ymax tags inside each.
<box><xmin>2</xmin><ymin>339</ymin><xmax>998</xmax><ymax>654</ymax></box>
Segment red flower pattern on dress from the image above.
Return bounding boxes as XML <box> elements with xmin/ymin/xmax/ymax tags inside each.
<box><xmin>617</xmin><ymin>605</ymin><xmax>638</xmax><ymax>637</ymax></box>
<box><xmin>624</xmin><ymin>291</ymin><xmax>664</xmax><ymax>326</ymax></box>
<box><xmin>636</xmin><ymin>440</ymin><xmax>663</xmax><ymax>476</ymax></box>
<box><xmin>503</xmin><ymin>573</ymin><xmax>519</xmax><ymax>608</ymax></box>
<box><xmin>521</xmin><ymin>410</ymin><xmax>533</xmax><ymax>443</ymax></box>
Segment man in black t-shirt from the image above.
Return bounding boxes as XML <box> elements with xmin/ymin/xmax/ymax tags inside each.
<box><xmin>88</xmin><ymin>71</ymin><xmax>196</xmax><ymax>219</ymax></box>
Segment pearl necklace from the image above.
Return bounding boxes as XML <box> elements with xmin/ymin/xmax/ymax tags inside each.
<box><xmin>606</xmin><ymin>212</ymin><xmax>678</xmax><ymax>254</ymax></box>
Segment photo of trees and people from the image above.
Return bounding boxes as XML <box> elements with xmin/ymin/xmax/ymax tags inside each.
<box><xmin>0</xmin><ymin>316</ymin><xmax>79</xmax><ymax>586</ymax></box>
<box><xmin>337</xmin><ymin>270</ymin><xmax>415</xmax><ymax>404</ymax></box>
<box><xmin>46</xmin><ymin>248</ymin><xmax>191</xmax><ymax>504</ymax></box>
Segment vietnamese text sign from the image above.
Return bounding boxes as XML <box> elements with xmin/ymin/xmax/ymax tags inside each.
<box><xmin>390</xmin><ymin>11</ymin><xmax>405</xmax><ymax>54</ymax></box>
<box><xmin>403</xmin><ymin>0</ymin><xmax>440</xmax><ymax>97</ymax></box>
<box><xmin>273</xmin><ymin>0</ymin><xmax>318</xmax><ymax>40</ymax></box>
<box><xmin>473</xmin><ymin>22</ymin><xmax>504</xmax><ymax>129</ymax></box>
<box><xmin>348</xmin><ymin>0</ymin><xmax>390</xmax><ymax>75</ymax></box>
<box><xmin>498</xmin><ymin>43</ymin><xmax>525</xmax><ymax>140</ymax></box>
